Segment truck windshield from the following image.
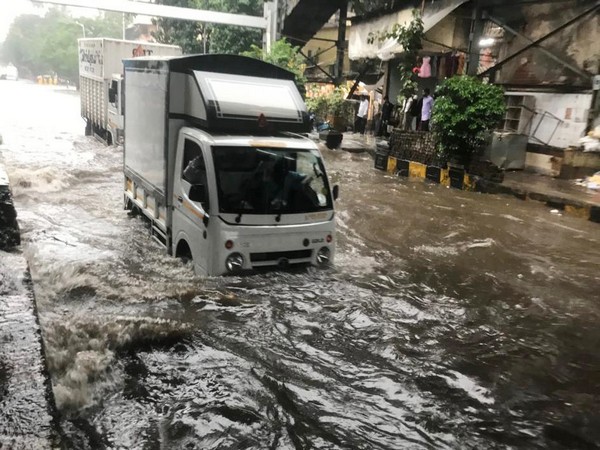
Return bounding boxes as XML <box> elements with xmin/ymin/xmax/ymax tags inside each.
<box><xmin>212</xmin><ymin>146</ymin><xmax>333</xmax><ymax>215</ymax></box>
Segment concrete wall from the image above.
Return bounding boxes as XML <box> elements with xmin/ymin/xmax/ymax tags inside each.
<box><xmin>493</xmin><ymin>1</ymin><xmax>599</xmax><ymax>87</ymax></box>
<box><xmin>507</xmin><ymin>91</ymin><xmax>593</xmax><ymax>148</ymax></box>
<box><xmin>302</xmin><ymin>25</ymin><xmax>350</xmax><ymax>77</ymax></box>
<box><xmin>0</xmin><ymin>162</ymin><xmax>20</xmax><ymax>249</ymax></box>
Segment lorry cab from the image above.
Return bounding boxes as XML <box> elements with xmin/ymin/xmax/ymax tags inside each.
<box><xmin>123</xmin><ymin>54</ymin><xmax>337</xmax><ymax>276</ymax></box>
<box><xmin>172</xmin><ymin>129</ymin><xmax>337</xmax><ymax>275</ymax></box>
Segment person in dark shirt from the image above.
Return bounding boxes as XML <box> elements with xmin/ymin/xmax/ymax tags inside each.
<box><xmin>378</xmin><ymin>96</ymin><xmax>394</xmax><ymax>137</ymax></box>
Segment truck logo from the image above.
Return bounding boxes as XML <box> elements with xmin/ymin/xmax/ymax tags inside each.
<box><xmin>132</xmin><ymin>45</ymin><xmax>155</xmax><ymax>57</ymax></box>
<box><xmin>80</xmin><ymin>49</ymin><xmax>103</xmax><ymax>65</ymax></box>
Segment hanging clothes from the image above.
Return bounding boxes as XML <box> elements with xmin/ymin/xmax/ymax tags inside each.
<box><xmin>449</xmin><ymin>53</ymin><xmax>459</xmax><ymax>76</ymax></box>
<box><xmin>430</xmin><ymin>55</ymin><xmax>437</xmax><ymax>77</ymax></box>
<box><xmin>457</xmin><ymin>52</ymin><xmax>466</xmax><ymax>75</ymax></box>
<box><xmin>419</xmin><ymin>56</ymin><xmax>432</xmax><ymax>78</ymax></box>
<box><xmin>479</xmin><ymin>49</ymin><xmax>493</xmax><ymax>73</ymax></box>
<box><xmin>438</xmin><ymin>55</ymin><xmax>447</xmax><ymax>79</ymax></box>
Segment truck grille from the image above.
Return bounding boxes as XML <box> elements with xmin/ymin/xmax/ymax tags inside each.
<box><xmin>250</xmin><ymin>250</ymin><xmax>312</xmax><ymax>263</ymax></box>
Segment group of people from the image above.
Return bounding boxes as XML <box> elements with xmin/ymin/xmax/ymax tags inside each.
<box><xmin>403</xmin><ymin>88</ymin><xmax>434</xmax><ymax>132</ymax></box>
<box><xmin>354</xmin><ymin>88</ymin><xmax>435</xmax><ymax>136</ymax></box>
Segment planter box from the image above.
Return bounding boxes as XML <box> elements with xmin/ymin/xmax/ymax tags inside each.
<box><xmin>389</xmin><ymin>129</ymin><xmax>439</xmax><ymax>165</ymax></box>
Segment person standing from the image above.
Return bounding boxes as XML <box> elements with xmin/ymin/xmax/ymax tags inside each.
<box><xmin>356</xmin><ymin>94</ymin><xmax>369</xmax><ymax>134</ymax></box>
<box><xmin>420</xmin><ymin>88</ymin><xmax>434</xmax><ymax>131</ymax></box>
<box><xmin>378</xmin><ymin>96</ymin><xmax>394</xmax><ymax>136</ymax></box>
<box><xmin>411</xmin><ymin>94</ymin><xmax>423</xmax><ymax>131</ymax></box>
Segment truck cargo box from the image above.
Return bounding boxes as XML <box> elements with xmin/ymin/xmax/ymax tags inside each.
<box><xmin>78</xmin><ymin>38</ymin><xmax>181</xmax><ymax>143</ymax></box>
<box><xmin>123</xmin><ymin>54</ymin><xmax>311</xmax><ymax>200</ymax></box>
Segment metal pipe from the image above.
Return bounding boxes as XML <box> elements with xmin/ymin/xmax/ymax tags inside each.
<box><xmin>336</xmin><ymin>1</ymin><xmax>348</xmax><ymax>86</ymax></box>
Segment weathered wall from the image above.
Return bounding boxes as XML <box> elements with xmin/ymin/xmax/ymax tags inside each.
<box><xmin>507</xmin><ymin>91</ymin><xmax>593</xmax><ymax>147</ymax></box>
<box><xmin>493</xmin><ymin>1</ymin><xmax>599</xmax><ymax>86</ymax></box>
<box><xmin>302</xmin><ymin>25</ymin><xmax>350</xmax><ymax>77</ymax></box>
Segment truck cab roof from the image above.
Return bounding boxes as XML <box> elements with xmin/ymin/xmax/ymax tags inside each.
<box><xmin>183</xmin><ymin>128</ymin><xmax>317</xmax><ymax>150</ymax></box>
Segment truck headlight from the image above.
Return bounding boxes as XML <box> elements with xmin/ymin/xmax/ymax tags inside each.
<box><xmin>226</xmin><ymin>253</ymin><xmax>244</xmax><ymax>272</ymax></box>
<box><xmin>316</xmin><ymin>247</ymin><xmax>331</xmax><ymax>266</ymax></box>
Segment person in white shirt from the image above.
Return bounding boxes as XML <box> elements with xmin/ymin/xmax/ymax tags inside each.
<box><xmin>420</xmin><ymin>88</ymin><xmax>434</xmax><ymax>131</ymax></box>
<box><xmin>355</xmin><ymin>95</ymin><xmax>369</xmax><ymax>134</ymax></box>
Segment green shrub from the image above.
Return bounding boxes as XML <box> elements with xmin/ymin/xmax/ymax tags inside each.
<box><xmin>306</xmin><ymin>87</ymin><xmax>355</xmax><ymax>125</ymax></box>
<box><xmin>432</xmin><ymin>76</ymin><xmax>506</xmax><ymax>165</ymax></box>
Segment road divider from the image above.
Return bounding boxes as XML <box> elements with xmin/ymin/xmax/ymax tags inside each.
<box><xmin>375</xmin><ymin>153</ymin><xmax>600</xmax><ymax>224</ymax></box>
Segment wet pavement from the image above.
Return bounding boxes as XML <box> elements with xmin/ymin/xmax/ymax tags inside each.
<box><xmin>343</xmin><ymin>131</ymin><xmax>600</xmax><ymax>220</ymax></box>
<box><xmin>0</xmin><ymin>251</ymin><xmax>57</xmax><ymax>448</ymax></box>
<box><xmin>1</xmin><ymin>81</ymin><xmax>600</xmax><ymax>449</ymax></box>
<box><xmin>501</xmin><ymin>171</ymin><xmax>600</xmax><ymax>208</ymax></box>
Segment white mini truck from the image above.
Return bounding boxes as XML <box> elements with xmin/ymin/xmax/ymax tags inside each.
<box><xmin>123</xmin><ymin>54</ymin><xmax>338</xmax><ymax>276</ymax></box>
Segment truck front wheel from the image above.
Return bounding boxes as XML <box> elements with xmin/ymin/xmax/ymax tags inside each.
<box><xmin>175</xmin><ymin>240</ymin><xmax>192</xmax><ymax>264</ymax></box>
<box><xmin>84</xmin><ymin>120</ymin><xmax>92</xmax><ymax>136</ymax></box>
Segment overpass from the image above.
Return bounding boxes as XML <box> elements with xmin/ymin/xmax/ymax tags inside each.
<box><xmin>30</xmin><ymin>0</ymin><xmax>278</xmax><ymax>51</ymax></box>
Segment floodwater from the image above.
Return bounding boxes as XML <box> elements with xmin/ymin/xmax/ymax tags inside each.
<box><xmin>1</xmin><ymin>81</ymin><xmax>600</xmax><ymax>449</ymax></box>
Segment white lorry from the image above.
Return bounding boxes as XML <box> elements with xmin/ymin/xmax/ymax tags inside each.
<box><xmin>78</xmin><ymin>38</ymin><xmax>181</xmax><ymax>144</ymax></box>
<box><xmin>123</xmin><ymin>54</ymin><xmax>338</xmax><ymax>276</ymax></box>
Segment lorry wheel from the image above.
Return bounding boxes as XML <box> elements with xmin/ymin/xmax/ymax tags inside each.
<box><xmin>84</xmin><ymin>121</ymin><xmax>92</xmax><ymax>136</ymax></box>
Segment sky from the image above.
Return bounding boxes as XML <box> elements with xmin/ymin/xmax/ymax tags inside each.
<box><xmin>0</xmin><ymin>0</ymin><xmax>100</xmax><ymax>42</ymax></box>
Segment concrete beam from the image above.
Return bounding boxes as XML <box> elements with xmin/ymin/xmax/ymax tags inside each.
<box><xmin>30</xmin><ymin>0</ymin><xmax>268</xmax><ymax>29</ymax></box>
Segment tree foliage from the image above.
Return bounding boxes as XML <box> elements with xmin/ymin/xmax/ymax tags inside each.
<box><xmin>432</xmin><ymin>76</ymin><xmax>506</xmax><ymax>164</ymax></box>
<box><xmin>153</xmin><ymin>0</ymin><xmax>262</xmax><ymax>55</ymax></box>
<box><xmin>241</xmin><ymin>39</ymin><xmax>307</xmax><ymax>96</ymax></box>
<box><xmin>368</xmin><ymin>9</ymin><xmax>424</xmax><ymax>101</ymax></box>
<box><xmin>1</xmin><ymin>8</ymin><xmax>124</xmax><ymax>82</ymax></box>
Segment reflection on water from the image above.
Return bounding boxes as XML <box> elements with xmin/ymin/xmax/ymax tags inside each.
<box><xmin>1</xmin><ymin>82</ymin><xmax>600</xmax><ymax>449</ymax></box>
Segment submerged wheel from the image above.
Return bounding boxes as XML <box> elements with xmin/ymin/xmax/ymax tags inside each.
<box><xmin>175</xmin><ymin>240</ymin><xmax>192</xmax><ymax>264</ymax></box>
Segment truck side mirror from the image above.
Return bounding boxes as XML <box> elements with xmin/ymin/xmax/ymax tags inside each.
<box><xmin>333</xmin><ymin>185</ymin><xmax>339</xmax><ymax>201</ymax></box>
<box><xmin>189</xmin><ymin>184</ymin><xmax>207</xmax><ymax>204</ymax></box>
<box><xmin>108</xmin><ymin>87</ymin><xmax>116</xmax><ymax>103</ymax></box>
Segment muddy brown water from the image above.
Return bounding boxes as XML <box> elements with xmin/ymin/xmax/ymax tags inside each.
<box><xmin>1</xmin><ymin>82</ymin><xmax>599</xmax><ymax>449</ymax></box>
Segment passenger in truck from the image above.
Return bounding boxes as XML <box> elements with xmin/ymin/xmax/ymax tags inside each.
<box><xmin>183</xmin><ymin>155</ymin><xmax>205</xmax><ymax>185</ymax></box>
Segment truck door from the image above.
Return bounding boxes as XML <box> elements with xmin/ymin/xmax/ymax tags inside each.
<box><xmin>172</xmin><ymin>135</ymin><xmax>211</xmax><ymax>274</ymax></box>
<box><xmin>107</xmin><ymin>77</ymin><xmax>123</xmax><ymax>144</ymax></box>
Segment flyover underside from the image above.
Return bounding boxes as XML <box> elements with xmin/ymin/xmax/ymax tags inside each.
<box><xmin>282</xmin><ymin>0</ymin><xmax>346</xmax><ymax>48</ymax></box>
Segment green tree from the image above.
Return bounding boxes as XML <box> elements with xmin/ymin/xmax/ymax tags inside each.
<box><xmin>432</xmin><ymin>76</ymin><xmax>506</xmax><ymax>165</ymax></box>
<box><xmin>241</xmin><ymin>39</ymin><xmax>307</xmax><ymax>95</ymax></box>
<box><xmin>1</xmin><ymin>8</ymin><xmax>126</xmax><ymax>82</ymax></box>
<box><xmin>368</xmin><ymin>9</ymin><xmax>424</xmax><ymax>101</ymax></box>
<box><xmin>153</xmin><ymin>0</ymin><xmax>262</xmax><ymax>54</ymax></box>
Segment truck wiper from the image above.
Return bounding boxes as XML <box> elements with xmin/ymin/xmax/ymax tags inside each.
<box><xmin>235</xmin><ymin>212</ymin><xmax>242</xmax><ymax>223</ymax></box>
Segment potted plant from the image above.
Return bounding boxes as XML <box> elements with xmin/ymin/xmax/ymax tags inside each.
<box><xmin>431</xmin><ymin>76</ymin><xmax>506</xmax><ymax>168</ymax></box>
<box><xmin>306</xmin><ymin>87</ymin><xmax>354</xmax><ymax>132</ymax></box>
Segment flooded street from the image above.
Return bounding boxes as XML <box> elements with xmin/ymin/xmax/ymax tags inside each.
<box><xmin>1</xmin><ymin>81</ymin><xmax>600</xmax><ymax>449</ymax></box>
